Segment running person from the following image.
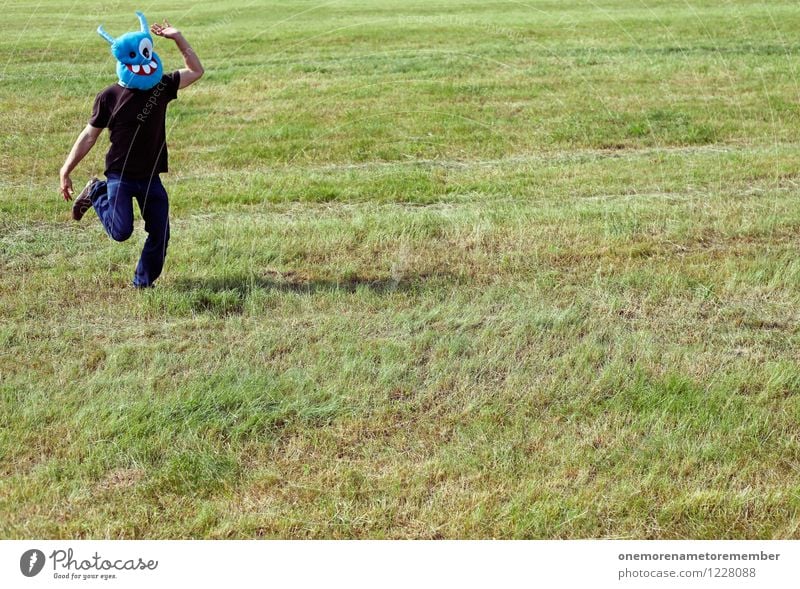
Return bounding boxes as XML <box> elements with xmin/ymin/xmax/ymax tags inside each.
<box><xmin>59</xmin><ymin>14</ymin><xmax>203</xmax><ymax>288</ymax></box>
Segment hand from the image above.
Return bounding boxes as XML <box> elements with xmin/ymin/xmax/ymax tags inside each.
<box><xmin>150</xmin><ymin>19</ymin><xmax>181</xmax><ymax>40</ymax></box>
<box><xmin>60</xmin><ymin>169</ymin><xmax>73</xmax><ymax>201</ymax></box>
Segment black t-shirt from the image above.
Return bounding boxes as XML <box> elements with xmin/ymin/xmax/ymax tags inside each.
<box><xmin>89</xmin><ymin>71</ymin><xmax>180</xmax><ymax>178</ymax></box>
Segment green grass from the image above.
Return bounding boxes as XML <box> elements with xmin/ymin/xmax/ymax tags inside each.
<box><xmin>2</xmin><ymin>0</ymin><xmax>800</xmax><ymax>538</ymax></box>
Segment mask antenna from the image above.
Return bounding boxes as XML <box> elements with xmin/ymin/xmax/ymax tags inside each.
<box><xmin>135</xmin><ymin>11</ymin><xmax>148</xmax><ymax>33</ymax></box>
<box><xmin>97</xmin><ymin>25</ymin><xmax>115</xmax><ymax>45</ymax></box>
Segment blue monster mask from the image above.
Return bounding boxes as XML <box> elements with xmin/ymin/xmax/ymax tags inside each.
<box><xmin>98</xmin><ymin>11</ymin><xmax>163</xmax><ymax>91</ymax></box>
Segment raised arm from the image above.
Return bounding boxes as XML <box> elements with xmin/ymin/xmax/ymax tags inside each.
<box><xmin>60</xmin><ymin>124</ymin><xmax>103</xmax><ymax>201</ymax></box>
<box><xmin>151</xmin><ymin>19</ymin><xmax>204</xmax><ymax>89</ymax></box>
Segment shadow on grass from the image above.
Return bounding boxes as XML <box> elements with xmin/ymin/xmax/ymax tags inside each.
<box><xmin>169</xmin><ymin>272</ymin><xmax>455</xmax><ymax>315</ymax></box>
<box><xmin>173</xmin><ymin>273</ymin><xmax>446</xmax><ymax>295</ymax></box>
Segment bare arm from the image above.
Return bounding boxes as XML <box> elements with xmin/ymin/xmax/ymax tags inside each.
<box><xmin>151</xmin><ymin>20</ymin><xmax>204</xmax><ymax>89</ymax></box>
<box><xmin>60</xmin><ymin>124</ymin><xmax>102</xmax><ymax>201</ymax></box>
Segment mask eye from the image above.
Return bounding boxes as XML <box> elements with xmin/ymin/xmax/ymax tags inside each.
<box><xmin>138</xmin><ymin>38</ymin><xmax>153</xmax><ymax>60</ymax></box>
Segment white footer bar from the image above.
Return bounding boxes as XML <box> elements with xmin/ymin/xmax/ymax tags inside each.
<box><xmin>1</xmin><ymin>540</ymin><xmax>796</xmax><ymax>588</ymax></box>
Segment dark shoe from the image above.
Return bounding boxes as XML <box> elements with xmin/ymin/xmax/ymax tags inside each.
<box><xmin>72</xmin><ymin>176</ymin><xmax>99</xmax><ymax>221</ymax></box>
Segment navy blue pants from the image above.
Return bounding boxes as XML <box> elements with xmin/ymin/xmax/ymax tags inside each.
<box><xmin>90</xmin><ymin>173</ymin><xmax>170</xmax><ymax>287</ymax></box>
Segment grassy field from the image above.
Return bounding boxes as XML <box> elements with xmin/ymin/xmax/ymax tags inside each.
<box><xmin>2</xmin><ymin>0</ymin><xmax>800</xmax><ymax>538</ymax></box>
